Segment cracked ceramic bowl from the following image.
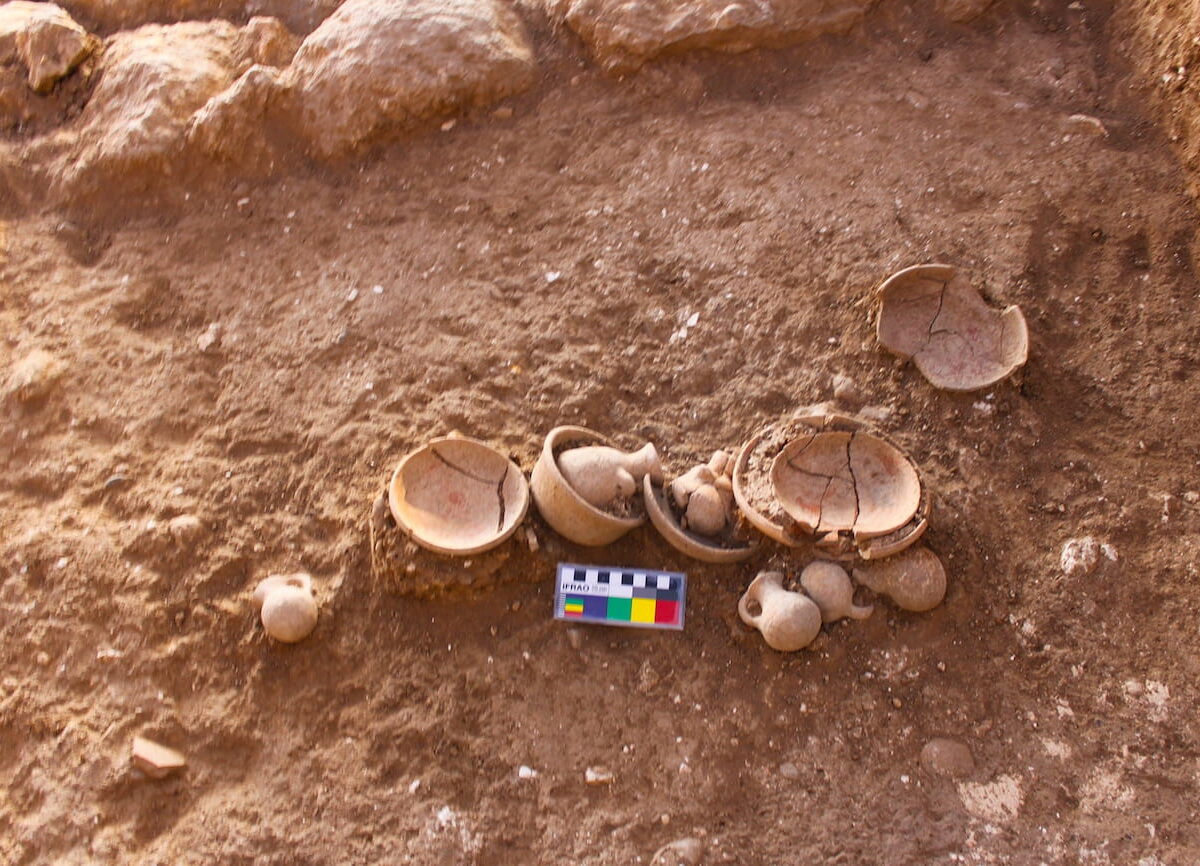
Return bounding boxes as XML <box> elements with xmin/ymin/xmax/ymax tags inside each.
<box><xmin>732</xmin><ymin>407</ymin><xmax>929</xmax><ymax>559</ymax></box>
<box><xmin>530</xmin><ymin>426</ymin><xmax>644</xmax><ymax>546</ymax></box>
<box><xmin>388</xmin><ymin>436</ymin><xmax>530</xmax><ymax>555</ymax></box>
<box><xmin>876</xmin><ymin>263</ymin><xmax>1029</xmax><ymax>391</ymax></box>
<box><xmin>769</xmin><ymin>430</ymin><xmax>921</xmax><ymax>539</ymax></box>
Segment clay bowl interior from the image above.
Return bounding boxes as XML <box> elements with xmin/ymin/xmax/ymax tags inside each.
<box><xmin>770</xmin><ymin>430</ymin><xmax>921</xmax><ymax>539</ymax></box>
<box><xmin>530</xmin><ymin>425</ymin><xmax>644</xmax><ymax>547</ymax></box>
<box><xmin>388</xmin><ymin>436</ymin><xmax>529</xmax><ymax>555</ymax></box>
<box><xmin>876</xmin><ymin>262</ymin><xmax>1029</xmax><ymax>391</ymax></box>
<box><xmin>643</xmin><ymin>475</ymin><xmax>757</xmax><ymax>563</ymax></box>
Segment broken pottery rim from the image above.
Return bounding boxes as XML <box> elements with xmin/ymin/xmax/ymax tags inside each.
<box><xmin>875</xmin><ymin>262</ymin><xmax>1030</xmax><ymax>392</ymax></box>
<box><xmin>642</xmin><ymin>474</ymin><xmax>757</xmax><ymax>564</ymax></box>
<box><xmin>530</xmin><ymin>425</ymin><xmax>644</xmax><ymax>547</ymax></box>
<box><xmin>388</xmin><ymin>435</ymin><xmax>530</xmax><ymax>556</ymax></box>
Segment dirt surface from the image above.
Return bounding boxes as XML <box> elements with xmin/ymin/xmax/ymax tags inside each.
<box><xmin>3</xmin><ymin>2</ymin><xmax>1200</xmax><ymax>864</ymax></box>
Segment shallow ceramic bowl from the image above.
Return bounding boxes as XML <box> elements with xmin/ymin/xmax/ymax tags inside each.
<box><xmin>643</xmin><ymin>475</ymin><xmax>757</xmax><ymax>563</ymax></box>
<box><xmin>876</xmin><ymin>262</ymin><xmax>1029</xmax><ymax>391</ymax></box>
<box><xmin>770</xmin><ymin>430</ymin><xmax>921</xmax><ymax>539</ymax></box>
<box><xmin>388</xmin><ymin>436</ymin><xmax>529</xmax><ymax>555</ymax></box>
<box><xmin>731</xmin><ymin>409</ymin><xmax>929</xmax><ymax>559</ymax></box>
<box><xmin>530</xmin><ymin>426</ymin><xmax>644</xmax><ymax>546</ymax></box>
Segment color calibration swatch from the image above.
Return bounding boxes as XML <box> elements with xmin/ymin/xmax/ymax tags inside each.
<box><xmin>553</xmin><ymin>563</ymin><xmax>686</xmax><ymax>631</ymax></box>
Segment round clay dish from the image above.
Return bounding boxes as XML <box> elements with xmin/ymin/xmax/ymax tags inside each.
<box><xmin>388</xmin><ymin>436</ymin><xmax>530</xmax><ymax>555</ymax></box>
<box><xmin>643</xmin><ymin>475</ymin><xmax>756</xmax><ymax>563</ymax></box>
<box><xmin>876</xmin><ymin>262</ymin><xmax>1029</xmax><ymax>391</ymax></box>
<box><xmin>770</xmin><ymin>430</ymin><xmax>920</xmax><ymax>539</ymax></box>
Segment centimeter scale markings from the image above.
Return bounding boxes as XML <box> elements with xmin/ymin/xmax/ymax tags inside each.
<box><xmin>553</xmin><ymin>563</ymin><xmax>686</xmax><ymax>631</ymax></box>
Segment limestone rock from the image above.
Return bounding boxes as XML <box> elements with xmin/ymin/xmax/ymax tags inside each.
<box><xmin>920</xmin><ymin>737</ymin><xmax>975</xmax><ymax>778</ymax></box>
<box><xmin>70</xmin><ymin>21</ymin><xmax>242</xmax><ymax>184</ymax></box>
<box><xmin>237</xmin><ymin>15</ymin><xmax>300</xmax><ymax>68</ymax></box>
<box><xmin>0</xmin><ymin>1</ymin><xmax>96</xmax><ymax>92</ymax></box>
<box><xmin>284</xmin><ymin>0</ymin><xmax>536</xmax><ymax>158</ymax></box>
<box><xmin>187</xmin><ymin>64</ymin><xmax>287</xmax><ymax>168</ymax></box>
<box><xmin>541</xmin><ymin>0</ymin><xmax>872</xmax><ymax>71</ymax></box>
<box><xmin>59</xmin><ymin>0</ymin><xmax>340</xmax><ymax>36</ymax></box>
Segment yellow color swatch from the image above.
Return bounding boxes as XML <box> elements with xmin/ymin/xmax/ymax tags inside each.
<box><xmin>631</xmin><ymin>598</ymin><xmax>656</xmax><ymax>623</ymax></box>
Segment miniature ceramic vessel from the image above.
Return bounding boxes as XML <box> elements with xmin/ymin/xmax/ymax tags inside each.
<box><xmin>799</xmin><ymin>561</ymin><xmax>873</xmax><ymax>623</ymax></box>
<box><xmin>388</xmin><ymin>435</ymin><xmax>529</xmax><ymax>556</ymax></box>
<box><xmin>556</xmin><ymin>443</ymin><xmax>663</xmax><ymax>509</ymax></box>
<box><xmin>253</xmin><ymin>573</ymin><xmax>317</xmax><ymax>643</ymax></box>
<box><xmin>530</xmin><ymin>426</ymin><xmax>646</xmax><ymax>546</ymax></box>
<box><xmin>738</xmin><ymin>571</ymin><xmax>822</xmax><ymax>652</ymax></box>
<box><xmin>876</xmin><ymin>263</ymin><xmax>1029</xmax><ymax>391</ymax></box>
<box><xmin>643</xmin><ymin>474</ymin><xmax>756</xmax><ymax>564</ymax></box>
<box><xmin>853</xmin><ymin>545</ymin><xmax>946</xmax><ymax>612</ymax></box>
<box><xmin>669</xmin><ymin>450</ymin><xmax>736</xmax><ymax>537</ymax></box>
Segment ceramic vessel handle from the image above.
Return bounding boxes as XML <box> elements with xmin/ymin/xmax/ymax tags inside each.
<box><xmin>737</xmin><ymin>586</ymin><xmax>763</xmax><ymax>629</ymax></box>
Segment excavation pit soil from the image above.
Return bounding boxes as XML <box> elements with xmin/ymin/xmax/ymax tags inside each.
<box><xmin>3</xmin><ymin>3</ymin><xmax>1200</xmax><ymax>866</ymax></box>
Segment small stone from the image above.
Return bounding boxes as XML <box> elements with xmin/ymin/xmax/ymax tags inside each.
<box><xmin>1066</xmin><ymin>113</ymin><xmax>1107</xmax><ymax>137</ymax></box>
<box><xmin>650</xmin><ymin>836</ymin><xmax>704</xmax><ymax>866</ymax></box>
<box><xmin>585</xmin><ymin>765</ymin><xmax>614</xmax><ymax>785</ymax></box>
<box><xmin>778</xmin><ymin>761</ymin><xmax>801</xmax><ymax>780</ymax></box>
<box><xmin>523</xmin><ymin>526</ymin><xmax>539</xmax><ymax>552</ymax></box>
<box><xmin>197</xmin><ymin>323</ymin><xmax>222</xmax><ymax>352</ymax></box>
<box><xmin>831</xmin><ymin>372</ymin><xmax>863</xmax><ymax>405</ymax></box>
<box><xmin>7</xmin><ymin>349</ymin><xmax>66</xmax><ymax>402</ymax></box>
<box><xmin>517</xmin><ymin>765</ymin><xmax>537</xmax><ymax>780</ymax></box>
<box><xmin>493</xmin><ymin>105</ymin><xmax>513</xmax><ymax>119</ymax></box>
<box><xmin>892</xmin><ymin>697</ymin><xmax>903</xmax><ymax>709</ymax></box>
<box><xmin>1060</xmin><ymin>536</ymin><xmax>1101</xmax><ymax>576</ymax></box>
<box><xmin>131</xmin><ymin>736</ymin><xmax>187</xmax><ymax>779</ymax></box>
<box><xmin>566</xmin><ymin>627</ymin><xmax>584</xmax><ymax>651</ymax></box>
<box><xmin>920</xmin><ymin>737</ymin><xmax>975</xmax><ymax>778</ymax></box>
<box><xmin>1183</xmin><ymin>490</ymin><xmax>1199</xmax><ymax>505</ymax></box>
<box><xmin>167</xmin><ymin>514</ymin><xmax>205</xmax><ymax>546</ymax></box>
<box><xmin>0</xmin><ymin>1</ymin><xmax>96</xmax><ymax>92</ymax></box>
<box><xmin>858</xmin><ymin>403</ymin><xmax>893</xmax><ymax>424</ymax></box>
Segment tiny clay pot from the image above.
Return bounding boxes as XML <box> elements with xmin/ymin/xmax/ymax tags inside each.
<box><xmin>253</xmin><ymin>573</ymin><xmax>318</xmax><ymax>643</ymax></box>
<box><xmin>556</xmin><ymin>442</ymin><xmax>663</xmax><ymax>509</ymax></box>
<box><xmin>799</xmin><ymin>561</ymin><xmax>874</xmax><ymax>623</ymax></box>
<box><xmin>853</xmin><ymin>546</ymin><xmax>946</xmax><ymax>612</ymax></box>
<box><xmin>738</xmin><ymin>571</ymin><xmax>822</xmax><ymax>652</ymax></box>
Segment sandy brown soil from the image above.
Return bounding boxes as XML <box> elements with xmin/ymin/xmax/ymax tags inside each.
<box><xmin>3</xmin><ymin>2</ymin><xmax>1200</xmax><ymax>864</ymax></box>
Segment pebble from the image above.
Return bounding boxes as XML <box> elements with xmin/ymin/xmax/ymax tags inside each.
<box><xmin>197</xmin><ymin>323</ymin><xmax>222</xmax><ymax>352</ymax></box>
<box><xmin>1060</xmin><ymin>536</ymin><xmax>1102</xmax><ymax>576</ymax></box>
<box><xmin>832</xmin><ymin>372</ymin><xmax>863</xmax><ymax>404</ymax></box>
<box><xmin>6</xmin><ymin>349</ymin><xmax>66</xmax><ymax>402</ymax></box>
<box><xmin>517</xmin><ymin>765</ymin><xmax>537</xmax><ymax>780</ymax></box>
<box><xmin>131</xmin><ymin>736</ymin><xmax>187</xmax><ymax>779</ymax></box>
<box><xmin>919</xmin><ymin>737</ymin><xmax>975</xmax><ymax>778</ymax></box>
<box><xmin>651</xmin><ymin>837</ymin><xmax>704</xmax><ymax>866</ymax></box>
<box><xmin>1066</xmin><ymin>113</ymin><xmax>1108</xmax><ymax>137</ymax></box>
<box><xmin>167</xmin><ymin>514</ymin><xmax>205</xmax><ymax>546</ymax></box>
<box><xmin>566</xmin><ymin>628</ymin><xmax>584</xmax><ymax>651</ymax></box>
<box><xmin>493</xmin><ymin>106</ymin><xmax>514</xmax><ymax>119</ymax></box>
<box><xmin>585</xmin><ymin>765</ymin><xmax>614</xmax><ymax>785</ymax></box>
<box><xmin>778</xmin><ymin>761</ymin><xmax>801</xmax><ymax>780</ymax></box>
